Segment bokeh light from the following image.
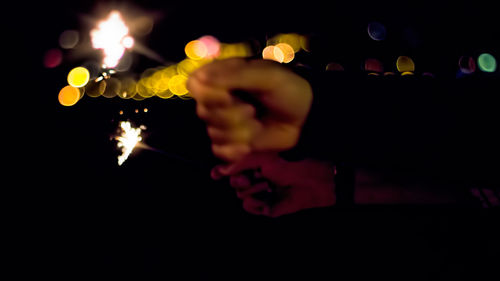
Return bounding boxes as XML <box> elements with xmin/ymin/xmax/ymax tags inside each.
<box><xmin>58</xmin><ymin>85</ymin><xmax>80</xmax><ymax>106</ymax></box>
<box><xmin>199</xmin><ymin>35</ymin><xmax>220</xmax><ymax>58</ymax></box>
<box><xmin>67</xmin><ymin>67</ymin><xmax>90</xmax><ymax>88</ymax></box>
<box><xmin>44</xmin><ymin>48</ymin><xmax>63</xmax><ymax>68</ymax></box>
<box><xmin>59</xmin><ymin>30</ymin><xmax>79</xmax><ymax>49</ymax></box>
<box><xmin>168</xmin><ymin>75</ymin><xmax>189</xmax><ymax>96</ymax></box>
<box><xmin>275</xmin><ymin>43</ymin><xmax>295</xmax><ymax>63</ymax></box>
<box><xmin>262</xmin><ymin>46</ymin><xmax>284</xmax><ymax>63</ymax></box>
<box><xmin>396</xmin><ymin>56</ymin><xmax>415</xmax><ymax>72</ymax></box>
<box><xmin>367</xmin><ymin>22</ymin><xmax>387</xmax><ymax>41</ymax></box>
<box><xmin>118</xmin><ymin>77</ymin><xmax>137</xmax><ymax>99</ymax></box>
<box><xmin>477</xmin><ymin>53</ymin><xmax>497</xmax><ymax>72</ymax></box>
<box><xmin>102</xmin><ymin>78</ymin><xmax>121</xmax><ymax>98</ymax></box>
<box><xmin>364</xmin><ymin>58</ymin><xmax>383</xmax><ymax>73</ymax></box>
<box><xmin>185</xmin><ymin>40</ymin><xmax>208</xmax><ymax>60</ymax></box>
<box><xmin>458</xmin><ymin>56</ymin><xmax>476</xmax><ymax>74</ymax></box>
<box><xmin>85</xmin><ymin>80</ymin><xmax>106</xmax><ymax>97</ymax></box>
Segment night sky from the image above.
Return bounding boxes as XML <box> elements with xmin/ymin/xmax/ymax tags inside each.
<box><xmin>10</xmin><ymin>0</ymin><xmax>499</xmax><ymax>278</ymax></box>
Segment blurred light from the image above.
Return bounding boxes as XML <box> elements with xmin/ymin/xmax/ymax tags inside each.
<box><xmin>262</xmin><ymin>46</ymin><xmax>284</xmax><ymax>63</ymax></box>
<box><xmin>90</xmin><ymin>11</ymin><xmax>133</xmax><ymax>68</ymax></box>
<box><xmin>185</xmin><ymin>40</ymin><xmax>208</xmax><ymax>60</ymax></box>
<box><xmin>401</xmin><ymin>71</ymin><xmax>414</xmax><ymax>76</ymax></box>
<box><xmin>67</xmin><ymin>67</ymin><xmax>90</xmax><ymax>88</ymax></box>
<box><xmin>143</xmin><ymin>108</ymin><xmax>148</xmax><ymax>113</ymax></box>
<box><xmin>364</xmin><ymin>58</ymin><xmax>383</xmax><ymax>73</ymax></box>
<box><xmin>325</xmin><ymin>62</ymin><xmax>344</xmax><ymax>71</ymax></box>
<box><xmin>168</xmin><ymin>75</ymin><xmax>189</xmax><ymax>96</ymax></box>
<box><xmin>368</xmin><ymin>72</ymin><xmax>380</xmax><ymax>76</ymax></box>
<box><xmin>367</xmin><ymin>22</ymin><xmax>387</xmax><ymax>41</ymax></box>
<box><xmin>122</xmin><ymin>36</ymin><xmax>135</xmax><ymax>49</ymax></box>
<box><xmin>58</xmin><ymin>85</ymin><xmax>80</xmax><ymax>106</ymax></box>
<box><xmin>275</xmin><ymin>43</ymin><xmax>295</xmax><ymax>63</ymax></box>
<box><xmin>178</xmin><ymin>59</ymin><xmax>202</xmax><ymax>77</ymax></box>
<box><xmin>396</xmin><ymin>56</ymin><xmax>415</xmax><ymax>72</ymax></box>
<box><xmin>422</xmin><ymin>72</ymin><xmax>435</xmax><ymax>78</ymax></box>
<box><xmin>118</xmin><ymin>77</ymin><xmax>137</xmax><ymax>99</ymax></box>
<box><xmin>458</xmin><ymin>56</ymin><xmax>476</xmax><ymax>74</ymax></box>
<box><xmin>299</xmin><ymin>35</ymin><xmax>310</xmax><ymax>52</ymax></box>
<box><xmin>102</xmin><ymin>78</ymin><xmax>121</xmax><ymax>98</ymax></box>
<box><xmin>477</xmin><ymin>53</ymin><xmax>497</xmax><ymax>72</ymax></box>
<box><xmin>115</xmin><ymin>52</ymin><xmax>133</xmax><ymax>72</ymax></box>
<box><xmin>116</xmin><ymin>121</ymin><xmax>142</xmax><ymax>166</ymax></box>
<box><xmin>218</xmin><ymin>43</ymin><xmax>252</xmax><ymax>59</ymax></box>
<box><xmin>384</xmin><ymin>72</ymin><xmax>396</xmax><ymax>76</ymax></box>
<box><xmin>199</xmin><ymin>35</ymin><xmax>220</xmax><ymax>58</ymax></box>
<box><xmin>131</xmin><ymin>16</ymin><xmax>154</xmax><ymax>36</ymax></box>
<box><xmin>44</xmin><ymin>48</ymin><xmax>63</xmax><ymax>68</ymax></box>
<box><xmin>273</xmin><ymin>33</ymin><xmax>302</xmax><ymax>53</ymax></box>
<box><xmin>85</xmin><ymin>80</ymin><xmax>106</xmax><ymax>97</ymax></box>
<box><xmin>59</xmin><ymin>30</ymin><xmax>79</xmax><ymax>49</ymax></box>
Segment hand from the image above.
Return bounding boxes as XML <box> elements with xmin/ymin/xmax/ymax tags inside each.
<box><xmin>212</xmin><ymin>153</ymin><xmax>336</xmax><ymax>217</ymax></box>
<box><xmin>187</xmin><ymin>58</ymin><xmax>313</xmax><ymax>162</ymax></box>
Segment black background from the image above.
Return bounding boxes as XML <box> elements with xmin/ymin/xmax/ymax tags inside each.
<box><xmin>8</xmin><ymin>0</ymin><xmax>500</xmax><ymax>278</ymax></box>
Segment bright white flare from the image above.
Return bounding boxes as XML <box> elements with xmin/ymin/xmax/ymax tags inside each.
<box><xmin>91</xmin><ymin>11</ymin><xmax>134</xmax><ymax>68</ymax></box>
<box><xmin>116</xmin><ymin>121</ymin><xmax>142</xmax><ymax>166</ymax></box>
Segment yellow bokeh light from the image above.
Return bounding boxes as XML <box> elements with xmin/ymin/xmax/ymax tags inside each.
<box><xmin>275</xmin><ymin>43</ymin><xmax>295</xmax><ymax>63</ymax></box>
<box><xmin>168</xmin><ymin>75</ymin><xmax>189</xmax><ymax>96</ymax></box>
<box><xmin>396</xmin><ymin>56</ymin><xmax>415</xmax><ymax>72</ymax></box>
<box><xmin>278</xmin><ymin>33</ymin><xmax>301</xmax><ymax>53</ymax></box>
<box><xmin>218</xmin><ymin>43</ymin><xmax>252</xmax><ymax>59</ymax></box>
<box><xmin>185</xmin><ymin>40</ymin><xmax>208</xmax><ymax>60</ymax></box>
<box><xmin>102</xmin><ymin>78</ymin><xmax>121</xmax><ymax>98</ymax></box>
<box><xmin>177</xmin><ymin>59</ymin><xmax>201</xmax><ymax>77</ymax></box>
<box><xmin>58</xmin><ymin>85</ymin><xmax>80</xmax><ymax>106</ymax></box>
<box><xmin>67</xmin><ymin>67</ymin><xmax>90</xmax><ymax>88</ymax></box>
<box><xmin>86</xmin><ymin>79</ymin><xmax>106</xmax><ymax>97</ymax></box>
<box><xmin>262</xmin><ymin>46</ymin><xmax>284</xmax><ymax>63</ymax></box>
<box><xmin>118</xmin><ymin>77</ymin><xmax>137</xmax><ymax>99</ymax></box>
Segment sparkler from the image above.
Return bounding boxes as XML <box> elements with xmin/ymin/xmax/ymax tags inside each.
<box><xmin>116</xmin><ymin>121</ymin><xmax>142</xmax><ymax>166</ymax></box>
<box><xmin>91</xmin><ymin>11</ymin><xmax>134</xmax><ymax>68</ymax></box>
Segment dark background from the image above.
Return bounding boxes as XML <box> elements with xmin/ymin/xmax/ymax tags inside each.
<box><xmin>8</xmin><ymin>0</ymin><xmax>499</xmax><ymax>278</ymax></box>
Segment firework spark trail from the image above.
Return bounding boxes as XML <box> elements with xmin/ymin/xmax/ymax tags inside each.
<box><xmin>116</xmin><ymin>121</ymin><xmax>142</xmax><ymax>166</ymax></box>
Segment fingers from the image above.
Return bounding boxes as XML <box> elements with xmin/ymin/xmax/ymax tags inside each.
<box><xmin>211</xmin><ymin>143</ymin><xmax>251</xmax><ymax>163</ymax></box>
<box><xmin>236</xmin><ymin>181</ymin><xmax>271</xmax><ymax>199</ymax></box>
<box><xmin>210</xmin><ymin>153</ymin><xmax>278</xmax><ymax>179</ymax></box>
<box><xmin>199</xmin><ymin>103</ymin><xmax>256</xmax><ymax>130</ymax></box>
<box><xmin>242</xmin><ymin>197</ymin><xmax>270</xmax><ymax>216</ymax></box>
<box><xmin>190</xmin><ymin>58</ymin><xmax>285</xmax><ymax>92</ymax></box>
<box><xmin>187</xmin><ymin>76</ymin><xmax>232</xmax><ymax>108</ymax></box>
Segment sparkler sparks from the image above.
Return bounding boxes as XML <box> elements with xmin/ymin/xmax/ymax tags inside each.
<box><xmin>116</xmin><ymin>121</ymin><xmax>142</xmax><ymax>166</ymax></box>
<box><xmin>91</xmin><ymin>11</ymin><xmax>134</xmax><ymax>68</ymax></box>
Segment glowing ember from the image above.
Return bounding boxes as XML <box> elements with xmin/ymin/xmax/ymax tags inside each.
<box><xmin>91</xmin><ymin>11</ymin><xmax>134</xmax><ymax>68</ymax></box>
<box><xmin>116</xmin><ymin>121</ymin><xmax>142</xmax><ymax>166</ymax></box>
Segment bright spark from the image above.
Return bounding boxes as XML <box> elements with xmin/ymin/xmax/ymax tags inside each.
<box><xmin>116</xmin><ymin>121</ymin><xmax>142</xmax><ymax>166</ymax></box>
<box><xmin>90</xmin><ymin>11</ymin><xmax>134</xmax><ymax>68</ymax></box>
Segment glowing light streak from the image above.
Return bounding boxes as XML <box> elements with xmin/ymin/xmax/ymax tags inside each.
<box><xmin>116</xmin><ymin>121</ymin><xmax>142</xmax><ymax>166</ymax></box>
<box><xmin>90</xmin><ymin>11</ymin><xmax>134</xmax><ymax>68</ymax></box>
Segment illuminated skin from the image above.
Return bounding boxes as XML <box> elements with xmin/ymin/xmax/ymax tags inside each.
<box><xmin>211</xmin><ymin>153</ymin><xmax>336</xmax><ymax>217</ymax></box>
<box><xmin>187</xmin><ymin>58</ymin><xmax>313</xmax><ymax>162</ymax></box>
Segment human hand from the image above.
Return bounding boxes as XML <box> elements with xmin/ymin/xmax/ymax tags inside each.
<box><xmin>211</xmin><ymin>153</ymin><xmax>336</xmax><ymax>217</ymax></box>
<box><xmin>187</xmin><ymin>58</ymin><xmax>313</xmax><ymax>162</ymax></box>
